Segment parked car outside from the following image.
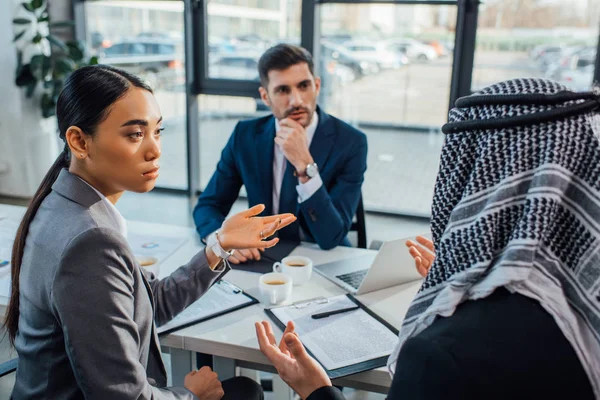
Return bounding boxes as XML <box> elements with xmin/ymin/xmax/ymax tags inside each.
<box><xmin>342</xmin><ymin>40</ymin><xmax>408</xmax><ymax>70</ymax></box>
<box><xmin>537</xmin><ymin>46</ymin><xmax>578</xmax><ymax>73</ymax></box>
<box><xmin>209</xmin><ymin>52</ymin><xmax>261</xmax><ymax>81</ymax></box>
<box><xmin>385</xmin><ymin>38</ymin><xmax>438</xmax><ymax>62</ymax></box>
<box><xmin>530</xmin><ymin>45</ymin><xmax>563</xmax><ymax>62</ymax></box>
<box><xmin>99</xmin><ymin>37</ymin><xmax>184</xmax><ymax>90</ymax></box>
<box><xmin>321</xmin><ymin>40</ymin><xmax>379</xmax><ymax>77</ymax></box>
<box><xmin>558</xmin><ymin>64</ymin><xmax>594</xmax><ymax>91</ymax></box>
<box><xmin>545</xmin><ymin>46</ymin><xmax>591</xmax><ymax>79</ymax></box>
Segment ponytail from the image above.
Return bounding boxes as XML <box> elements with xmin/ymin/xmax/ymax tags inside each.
<box><xmin>5</xmin><ymin>149</ymin><xmax>70</xmax><ymax>344</ymax></box>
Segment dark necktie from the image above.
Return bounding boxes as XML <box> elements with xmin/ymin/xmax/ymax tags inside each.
<box><xmin>277</xmin><ymin>160</ymin><xmax>300</xmax><ymax>241</ymax></box>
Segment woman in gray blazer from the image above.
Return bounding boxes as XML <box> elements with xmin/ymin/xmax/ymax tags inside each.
<box><xmin>5</xmin><ymin>65</ymin><xmax>296</xmax><ymax>399</ymax></box>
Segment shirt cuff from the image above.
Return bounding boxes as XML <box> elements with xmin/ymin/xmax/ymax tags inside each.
<box><xmin>203</xmin><ymin>231</ymin><xmax>217</xmax><ymax>245</ymax></box>
<box><xmin>296</xmin><ymin>173</ymin><xmax>323</xmax><ymax>203</ymax></box>
<box><xmin>211</xmin><ymin>258</ymin><xmax>228</xmax><ymax>272</ymax></box>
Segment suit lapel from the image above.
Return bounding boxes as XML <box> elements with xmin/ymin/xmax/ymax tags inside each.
<box><xmin>310</xmin><ymin>108</ymin><xmax>336</xmax><ymax>173</ymax></box>
<box><xmin>256</xmin><ymin>117</ymin><xmax>276</xmax><ymax>215</ymax></box>
<box><xmin>139</xmin><ymin>270</ymin><xmax>168</xmax><ymax>383</ymax></box>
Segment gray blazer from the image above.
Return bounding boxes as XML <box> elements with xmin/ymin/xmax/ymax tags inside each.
<box><xmin>11</xmin><ymin>169</ymin><xmax>229</xmax><ymax>399</ymax></box>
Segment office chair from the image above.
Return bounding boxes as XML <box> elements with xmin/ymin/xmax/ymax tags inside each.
<box><xmin>349</xmin><ymin>194</ymin><xmax>367</xmax><ymax>249</ymax></box>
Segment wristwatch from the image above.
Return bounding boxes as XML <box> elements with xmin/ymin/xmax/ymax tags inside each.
<box><xmin>294</xmin><ymin>162</ymin><xmax>319</xmax><ymax>179</ymax></box>
<box><xmin>207</xmin><ymin>231</ymin><xmax>234</xmax><ymax>261</ymax></box>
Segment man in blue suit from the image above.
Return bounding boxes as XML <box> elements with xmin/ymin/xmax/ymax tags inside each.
<box><xmin>193</xmin><ymin>44</ymin><xmax>367</xmax><ymax>264</ymax></box>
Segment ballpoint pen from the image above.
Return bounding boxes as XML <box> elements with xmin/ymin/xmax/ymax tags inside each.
<box><xmin>311</xmin><ymin>306</ymin><xmax>359</xmax><ymax>319</ymax></box>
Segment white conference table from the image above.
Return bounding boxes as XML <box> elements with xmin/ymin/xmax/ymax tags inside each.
<box><xmin>0</xmin><ymin>203</ymin><xmax>422</xmax><ymax>394</ymax></box>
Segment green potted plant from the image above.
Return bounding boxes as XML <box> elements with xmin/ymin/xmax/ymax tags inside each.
<box><xmin>13</xmin><ymin>0</ymin><xmax>98</xmax><ymax>118</ymax></box>
<box><xmin>2</xmin><ymin>0</ymin><xmax>98</xmax><ymax>197</ymax></box>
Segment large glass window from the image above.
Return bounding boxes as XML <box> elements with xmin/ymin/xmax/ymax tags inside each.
<box><xmin>207</xmin><ymin>0</ymin><xmax>301</xmax><ymax>80</ymax></box>
<box><xmin>83</xmin><ymin>1</ymin><xmax>187</xmax><ymax>190</ymax></box>
<box><xmin>472</xmin><ymin>0</ymin><xmax>600</xmax><ymax>92</ymax></box>
<box><xmin>199</xmin><ymin>0</ymin><xmax>301</xmax><ymax>193</ymax></box>
<box><xmin>317</xmin><ymin>3</ymin><xmax>455</xmax><ymax>216</ymax></box>
<box><xmin>78</xmin><ymin>0</ymin><xmax>600</xmax><ymax>216</ymax></box>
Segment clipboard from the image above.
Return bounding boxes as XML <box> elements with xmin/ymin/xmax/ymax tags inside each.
<box><xmin>264</xmin><ymin>294</ymin><xmax>399</xmax><ymax>379</ymax></box>
<box><xmin>158</xmin><ymin>280</ymin><xmax>259</xmax><ymax>336</ymax></box>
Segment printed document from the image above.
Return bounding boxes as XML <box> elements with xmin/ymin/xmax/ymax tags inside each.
<box><xmin>270</xmin><ymin>295</ymin><xmax>398</xmax><ymax>371</ymax></box>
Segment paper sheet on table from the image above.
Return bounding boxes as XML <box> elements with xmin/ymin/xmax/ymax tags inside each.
<box><xmin>270</xmin><ymin>295</ymin><xmax>399</xmax><ymax>371</ymax></box>
<box><xmin>127</xmin><ymin>232</ymin><xmax>189</xmax><ymax>265</ymax></box>
<box><xmin>157</xmin><ymin>280</ymin><xmax>256</xmax><ymax>335</ymax></box>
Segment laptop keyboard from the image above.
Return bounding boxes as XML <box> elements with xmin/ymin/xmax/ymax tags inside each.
<box><xmin>336</xmin><ymin>269</ymin><xmax>368</xmax><ymax>289</ymax></box>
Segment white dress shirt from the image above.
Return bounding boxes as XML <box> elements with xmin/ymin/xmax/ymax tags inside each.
<box><xmin>77</xmin><ymin>177</ymin><xmax>128</xmax><ymax>238</ymax></box>
<box><xmin>272</xmin><ymin>112</ymin><xmax>323</xmax><ymax>215</ymax></box>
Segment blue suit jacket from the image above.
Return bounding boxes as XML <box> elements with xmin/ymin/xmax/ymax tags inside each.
<box><xmin>193</xmin><ymin>107</ymin><xmax>368</xmax><ymax>250</ymax></box>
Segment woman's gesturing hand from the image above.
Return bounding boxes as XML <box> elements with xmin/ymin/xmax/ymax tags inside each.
<box><xmin>218</xmin><ymin>204</ymin><xmax>296</xmax><ymax>251</ymax></box>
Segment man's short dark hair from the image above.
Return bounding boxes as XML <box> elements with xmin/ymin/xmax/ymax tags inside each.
<box><xmin>258</xmin><ymin>43</ymin><xmax>314</xmax><ymax>88</ymax></box>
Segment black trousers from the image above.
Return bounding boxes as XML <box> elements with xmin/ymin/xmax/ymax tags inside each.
<box><xmin>389</xmin><ymin>288</ymin><xmax>594</xmax><ymax>400</ymax></box>
<box><xmin>221</xmin><ymin>376</ymin><xmax>264</xmax><ymax>400</ymax></box>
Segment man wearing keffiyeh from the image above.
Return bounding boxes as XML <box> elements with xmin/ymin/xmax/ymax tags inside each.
<box><xmin>255</xmin><ymin>78</ymin><xmax>600</xmax><ymax>399</ymax></box>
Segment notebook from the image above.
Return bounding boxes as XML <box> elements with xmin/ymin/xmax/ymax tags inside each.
<box><xmin>264</xmin><ymin>294</ymin><xmax>399</xmax><ymax>379</ymax></box>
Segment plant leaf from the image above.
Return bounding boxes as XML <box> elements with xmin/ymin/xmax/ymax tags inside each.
<box><xmin>30</xmin><ymin>54</ymin><xmax>44</xmax><ymax>79</ymax></box>
<box><xmin>13</xmin><ymin>30</ymin><xmax>27</xmax><ymax>42</ymax></box>
<box><xmin>52</xmin><ymin>79</ymin><xmax>63</xmax><ymax>102</ymax></box>
<box><xmin>32</xmin><ymin>33</ymin><xmax>42</xmax><ymax>44</ymax></box>
<box><xmin>54</xmin><ymin>57</ymin><xmax>76</xmax><ymax>75</ymax></box>
<box><xmin>38</xmin><ymin>15</ymin><xmax>49</xmax><ymax>23</ymax></box>
<box><xmin>47</xmin><ymin>34</ymin><xmax>68</xmax><ymax>51</ymax></box>
<box><xmin>66</xmin><ymin>40</ymin><xmax>85</xmax><ymax>62</ymax></box>
<box><xmin>41</xmin><ymin>92</ymin><xmax>56</xmax><ymax>118</ymax></box>
<box><xmin>41</xmin><ymin>55</ymin><xmax>51</xmax><ymax>78</ymax></box>
<box><xmin>49</xmin><ymin>21</ymin><xmax>75</xmax><ymax>28</ymax></box>
<box><xmin>13</xmin><ymin>18</ymin><xmax>31</xmax><ymax>25</ymax></box>
<box><xmin>22</xmin><ymin>3</ymin><xmax>34</xmax><ymax>12</ymax></box>
<box><xmin>88</xmin><ymin>56</ymin><xmax>99</xmax><ymax>65</ymax></box>
<box><xmin>37</xmin><ymin>4</ymin><xmax>47</xmax><ymax>16</ymax></box>
<box><xmin>31</xmin><ymin>0</ymin><xmax>44</xmax><ymax>10</ymax></box>
<box><xmin>15</xmin><ymin>64</ymin><xmax>35</xmax><ymax>87</ymax></box>
<box><xmin>25</xmin><ymin>82</ymin><xmax>37</xmax><ymax>98</ymax></box>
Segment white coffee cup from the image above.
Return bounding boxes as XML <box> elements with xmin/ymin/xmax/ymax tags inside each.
<box><xmin>273</xmin><ymin>256</ymin><xmax>313</xmax><ymax>286</ymax></box>
<box><xmin>259</xmin><ymin>272</ymin><xmax>293</xmax><ymax>305</ymax></box>
<box><xmin>136</xmin><ymin>255</ymin><xmax>159</xmax><ymax>277</ymax></box>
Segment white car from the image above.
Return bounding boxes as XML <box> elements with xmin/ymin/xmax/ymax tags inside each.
<box><xmin>208</xmin><ymin>53</ymin><xmax>260</xmax><ymax>81</ymax></box>
<box><xmin>342</xmin><ymin>40</ymin><xmax>407</xmax><ymax>70</ymax></box>
<box><xmin>558</xmin><ymin>65</ymin><xmax>594</xmax><ymax>92</ymax></box>
<box><xmin>385</xmin><ymin>38</ymin><xmax>438</xmax><ymax>61</ymax></box>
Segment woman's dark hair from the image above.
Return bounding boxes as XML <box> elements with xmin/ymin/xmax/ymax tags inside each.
<box><xmin>258</xmin><ymin>43</ymin><xmax>314</xmax><ymax>88</ymax></box>
<box><xmin>5</xmin><ymin>65</ymin><xmax>152</xmax><ymax>344</ymax></box>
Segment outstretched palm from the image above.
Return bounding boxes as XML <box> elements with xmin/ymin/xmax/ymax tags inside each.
<box><xmin>255</xmin><ymin>320</ymin><xmax>331</xmax><ymax>399</ymax></box>
<box><xmin>219</xmin><ymin>204</ymin><xmax>296</xmax><ymax>251</ymax></box>
<box><xmin>405</xmin><ymin>235</ymin><xmax>436</xmax><ymax>277</ymax></box>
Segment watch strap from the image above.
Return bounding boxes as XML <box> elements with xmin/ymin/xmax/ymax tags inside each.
<box><xmin>293</xmin><ymin>162</ymin><xmax>317</xmax><ymax>178</ymax></box>
<box><xmin>207</xmin><ymin>231</ymin><xmax>233</xmax><ymax>260</ymax></box>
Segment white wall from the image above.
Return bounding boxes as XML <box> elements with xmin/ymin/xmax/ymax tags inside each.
<box><xmin>0</xmin><ymin>0</ymin><xmax>60</xmax><ymax>198</ymax></box>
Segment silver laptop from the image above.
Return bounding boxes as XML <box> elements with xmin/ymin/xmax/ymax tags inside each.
<box><xmin>314</xmin><ymin>237</ymin><xmax>424</xmax><ymax>295</ymax></box>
